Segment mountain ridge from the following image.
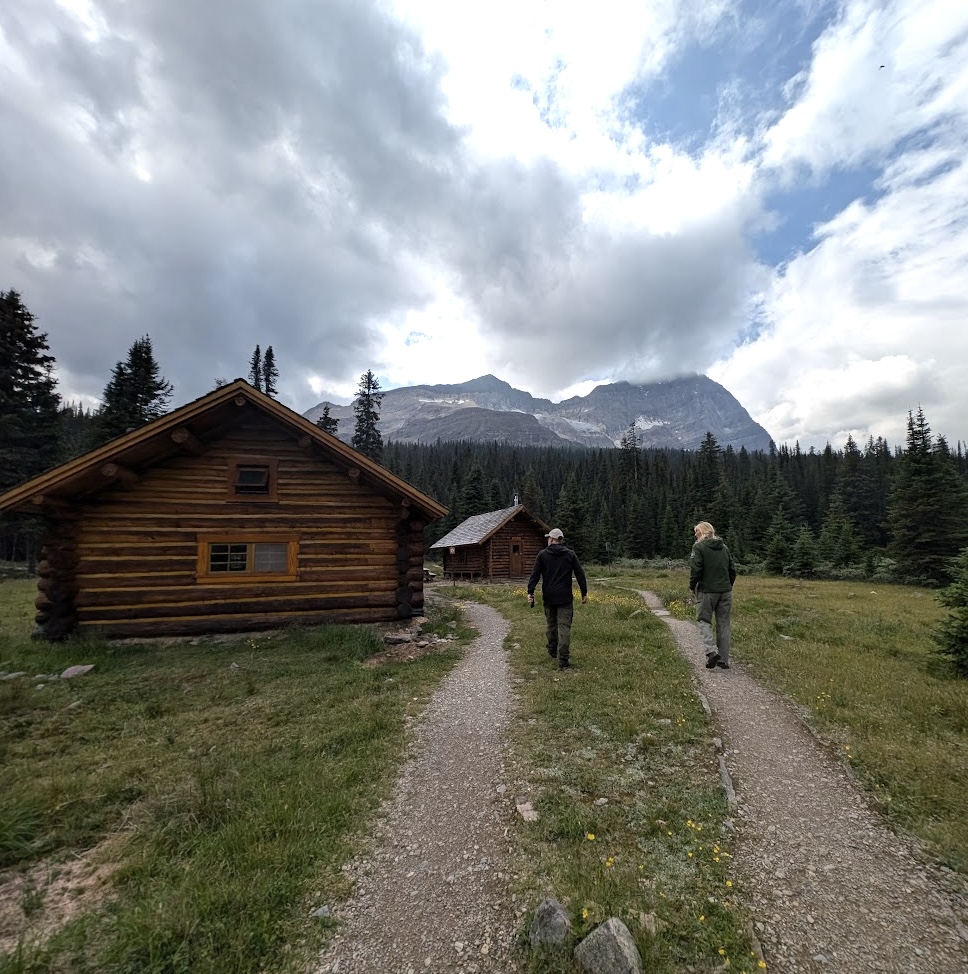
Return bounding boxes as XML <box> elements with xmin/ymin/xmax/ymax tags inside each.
<box><xmin>302</xmin><ymin>374</ymin><xmax>774</xmax><ymax>452</ymax></box>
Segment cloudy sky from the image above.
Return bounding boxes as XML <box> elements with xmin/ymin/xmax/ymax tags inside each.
<box><xmin>2</xmin><ymin>0</ymin><xmax>966</xmax><ymax>450</ymax></box>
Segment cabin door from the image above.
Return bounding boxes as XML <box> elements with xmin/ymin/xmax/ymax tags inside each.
<box><xmin>509</xmin><ymin>536</ymin><xmax>524</xmax><ymax>577</ymax></box>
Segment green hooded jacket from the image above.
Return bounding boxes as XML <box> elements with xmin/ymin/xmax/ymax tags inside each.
<box><xmin>689</xmin><ymin>537</ymin><xmax>736</xmax><ymax>594</ymax></box>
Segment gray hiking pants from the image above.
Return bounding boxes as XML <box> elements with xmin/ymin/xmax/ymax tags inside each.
<box><xmin>697</xmin><ymin>590</ymin><xmax>732</xmax><ymax>663</ymax></box>
<box><xmin>544</xmin><ymin>602</ymin><xmax>574</xmax><ymax>662</ymax></box>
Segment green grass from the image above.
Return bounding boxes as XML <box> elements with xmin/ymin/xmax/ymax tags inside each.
<box><xmin>603</xmin><ymin>564</ymin><xmax>968</xmax><ymax>874</ymax></box>
<box><xmin>3</xmin><ymin>564</ymin><xmax>967</xmax><ymax>974</ymax></box>
<box><xmin>457</xmin><ymin>581</ymin><xmax>760</xmax><ymax>974</ymax></box>
<box><xmin>0</xmin><ymin>574</ymin><xmax>469</xmax><ymax>974</ymax></box>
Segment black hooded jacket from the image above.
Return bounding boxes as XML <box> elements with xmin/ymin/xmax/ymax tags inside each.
<box><xmin>527</xmin><ymin>543</ymin><xmax>588</xmax><ymax>606</ymax></box>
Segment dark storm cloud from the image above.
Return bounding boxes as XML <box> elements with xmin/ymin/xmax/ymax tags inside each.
<box><xmin>0</xmin><ymin>0</ymin><xmax>756</xmax><ymax>409</ymax></box>
<box><xmin>0</xmin><ymin>0</ymin><xmax>463</xmax><ymax>403</ymax></box>
<box><xmin>447</xmin><ymin>161</ymin><xmax>758</xmax><ymax>389</ymax></box>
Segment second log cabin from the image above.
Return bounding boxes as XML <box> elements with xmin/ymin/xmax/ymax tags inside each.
<box><xmin>429</xmin><ymin>505</ymin><xmax>549</xmax><ymax>581</ymax></box>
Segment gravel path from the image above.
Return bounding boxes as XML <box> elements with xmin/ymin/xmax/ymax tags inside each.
<box><xmin>640</xmin><ymin>591</ymin><xmax>968</xmax><ymax>974</ymax></box>
<box><xmin>313</xmin><ymin>601</ymin><xmax>521</xmax><ymax>974</ymax></box>
<box><xmin>312</xmin><ymin>591</ymin><xmax>968</xmax><ymax>974</ymax></box>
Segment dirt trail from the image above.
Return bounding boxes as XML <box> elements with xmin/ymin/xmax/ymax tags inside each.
<box><xmin>640</xmin><ymin>590</ymin><xmax>968</xmax><ymax>973</ymax></box>
<box><xmin>313</xmin><ymin>601</ymin><xmax>520</xmax><ymax>974</ymax></box>
<box><xmin>311</xmin><ymin>590</ymin><xmax>967</xmax><ymax>974</ymax></box>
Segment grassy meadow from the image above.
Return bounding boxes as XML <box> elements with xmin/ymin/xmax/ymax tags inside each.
<box><xmin>629</xmin><ymin>566</ymin><xmax>968</xmax><ymax>874</ymax></box>
<box><xmin>0</xmin><ymin>576</ymin><xmax>469</xmax><ymax>974</ymax></box>
<box><xmin>1</xmin><ymin>564</ymin><xmax>966</xmax><ymax>974</ymax></box>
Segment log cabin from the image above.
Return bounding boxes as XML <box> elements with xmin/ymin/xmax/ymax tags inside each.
<box><xmin>430</xmin><ymin>505</ymin><xmax>549</xmax><ymax>581</ymax></box>
<box><xmin>0</xmin><ymin>380</ymin><xmax>448</xmax><ymax>640</ymax></box>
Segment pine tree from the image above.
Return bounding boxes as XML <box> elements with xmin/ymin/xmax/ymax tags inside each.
<box><xmin>262</xmin><ymin>346</ymin><xmax>279</xmax><ymax>397</ymax></box>
<box><xmin>934</xmin><ymin>546</ymin><xmax>968</xmax><ymax>676</ymax></box>
<box><xmin>888</xmin><ymin>408</ymin><xmax>968</xmax><ymax>584</ymax></box>
<box><xmin>458</xmin><ymin>465</ymin><xmax>489</xmax><ymax>518</ymax></box>
<box><xmin>519</xmin><ymin>467</ymin><xmax>544</xmax><ymax>517</ymax></box>
<box><xmin>619</xmin><ymin>423</ymin><xmax>640</xmax><ymax>488</ymax></box>
<box><xmin>764</xmin><ymin>506</ymin><xmax>795</xmax><ymax>574</ymax></box>
<box><xmin>818</xmin><ymin>494</ymin><xmax>858</xmax><ymax>568</ymax></box>
<box><xmin>790</xmin><ymin>525</ymin><xmax>818</xmax><ymax>577</ymax></box>
<box><xmin>555</xmin><ymin>472</ymin><xmax>590</xmax><ymax>557</ymax></box>
<box><xmin>89</xmin><ymin>335</ymin><xmax>173</xmax><ymax>446</ymax></box>
<box><xmin>352</xmin><ymin>369</ymin><xmax>384</xmax><ymax>463</ymax></box>
<box><xmin>248</xmin><ymin>345</ymin><xmax>263</xmax><ymax>391</ymax></box>
<box><xmin>694</xmin><ymin>432</ymin><xmax>722</xmax><ymax>516</ymax></box>
<box><xmin>0</xmin><ymin>289</ymin><xmax>61</xmax><ymax>492</ymax></box>
<box><xmin>316</xmin><ymin>405</ymin><xmax>340</xmax><ymax>436</ymax></box>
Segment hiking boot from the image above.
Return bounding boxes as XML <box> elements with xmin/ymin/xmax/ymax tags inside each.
<box><xmin>547</xmin><ymin>647</ymin><xmax>558</xmax><ymax>658</ymax></box>
<box><xmin>558</xmin><ymin>659</ymin><xmax>570</xmax><ymax>670</ymax></box>
<box><xmin>705</xmin><ymin>653</ymin><xmax>720</xmax><ymax>669</ymax></box>
<box><xmin>715</xmin><ymin>660</ymin><xmax>730</xmax><ymax>669</ymax></box>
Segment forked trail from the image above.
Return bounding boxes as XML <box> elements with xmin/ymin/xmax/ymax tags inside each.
<box><xmin>313</xmin><ymin>594</ymin><xmax>968</xmax><ymax>974</ymax></box>
<box><xmin>640</xmin><ymin>590</ymin><xmax>968</xmax><ymax>973</ymax></box>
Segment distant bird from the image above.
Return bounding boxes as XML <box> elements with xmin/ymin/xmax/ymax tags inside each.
<box><xmin>879</xmin><ymin>64</ymin><xmax>885</xmax><ymax>69</ymax></box>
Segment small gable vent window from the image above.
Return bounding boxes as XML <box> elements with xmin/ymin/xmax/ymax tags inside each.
<box><xmin>198</xmin><ymin>535</ymin><xmax>297</xmax><ymax>582</ymax></box>
<box><xmin>228</xmin><ymin>458</ymin><xmax>279</xmax><ymax>500</ymax></box>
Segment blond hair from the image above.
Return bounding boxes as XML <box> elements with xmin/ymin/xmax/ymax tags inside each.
<box><xmin>693</xmin><ymin>521</ymin><xmax>716</xmax><ymax>540</ymax></box>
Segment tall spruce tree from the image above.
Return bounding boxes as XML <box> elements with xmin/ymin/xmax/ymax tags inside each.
<box><xmin>352</xmin><ymin>369</ymin><xmax>384</xmax><ymax>462</ymax></box>
<box><xmin>0</xmin><ymin>290</ymin><xmax>61</xmax><ymax>488</ymax></box>
<box><xmin>519</xmin><ymin>467</ymin><xmax>544</xmax><ymax>517</ymax></box>
<box><xmin>248</xmin><ymin>345</ymin><xmax>263</xmax><ymax>391</ymax></box>
<box><xmin>888</xmin><ymin>408</ymin><xmax>968</xmax><ymax>584</ymax></box>
<box><xmin>619</xmin><ymin>423</ymin><xmax>640</xmax><ymax>488</ymax></box>
<box><xmin>262</xmin><ymin>346</ymin><xmax>279</xmax><ymax>397</ymax></box>
<box><xmin>935</xmin><ymin>547</ymin><xmax>968</xmax><ymax>676</ymax></box>
<box><xmin>458</xmin><ymin>464</ymin><xmax>489</xmax><ymax>518</ymax></box>
<box><xmin>315</xmin><ymin>405</ymin><xmax>339</xmax><ymax>436</ymax></box>
<box><xmin>89</xmin><ymin>335</ymin><xmax>173</xmax><ymax>446</ymax></box>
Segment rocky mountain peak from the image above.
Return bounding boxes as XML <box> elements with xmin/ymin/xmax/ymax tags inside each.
<box><xmin>303</xmin><ymin>374</ymin><xmax>773</xmax><ymax>452</ymax></box>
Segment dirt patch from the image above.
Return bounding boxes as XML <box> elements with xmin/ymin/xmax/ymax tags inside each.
<box><xmin>361</xmin><ymin>637</ymin><xmax>457</xmax><ymax>668</ymax></box>
<box><xmin>0</xmin><ymin>835</ymin><xmax>125</xmax><ymax>953</ymax></box>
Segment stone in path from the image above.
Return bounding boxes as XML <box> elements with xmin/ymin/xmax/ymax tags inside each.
<box><xmin>640</xmin><ymin>590</ymin><xmax>968</xmax><ymax>974</ymax></box>
<box><xmin>314</xmin><ymin>602</ymin><xmax>519</xmax><ymax>974</ymax></box>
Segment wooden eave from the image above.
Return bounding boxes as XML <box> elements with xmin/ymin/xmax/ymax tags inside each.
<box><xmin>0</xmin><ymin>379</ymin><xmax>449</xmax><ymax>521</ymax></box>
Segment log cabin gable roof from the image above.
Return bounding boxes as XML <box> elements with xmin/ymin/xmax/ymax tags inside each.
<box><xmin>429</xmin><ymin>505</ymin><xmax>550</xmax><ymax>550</ymax></box>
<box><xmin>0</xmin><ymin>379</ymin><xmax>448</xmax><ymax>520</ymax></box>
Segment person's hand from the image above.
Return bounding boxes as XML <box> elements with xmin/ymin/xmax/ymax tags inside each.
<box><xmin>581</xmin><ymin>594</ymin><xmax>588</xmax><ymax>604</ymax></box>
<box><xmin>528</xmin><ymin>593</ymin><xmax>535</xmax><ymax>608</ymax></box>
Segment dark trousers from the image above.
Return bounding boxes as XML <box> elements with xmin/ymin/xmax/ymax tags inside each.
<box><xmin>697</xmin><ymin>590</ymin><xmax>732</xmax><ymax>663</ymax></box>
<box><xmin>544</xmin><ymin>602</ymin><xmax>575</xmax><ymax>662</ymax></box>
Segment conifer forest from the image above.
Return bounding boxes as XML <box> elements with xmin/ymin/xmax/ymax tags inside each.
<box><xmin>3</xmin><ymin>288</ymin><xmax>968</xmax><ymax>586</ymax></box>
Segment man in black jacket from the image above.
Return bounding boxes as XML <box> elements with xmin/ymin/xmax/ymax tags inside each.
<box><xmin>527</xmin><ymin>528</ymin><xmax>588</xmax><ymax>669</ymax></box>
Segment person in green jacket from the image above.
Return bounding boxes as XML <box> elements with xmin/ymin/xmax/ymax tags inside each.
<box><xmin>689</xmin><ymin>521</ymin><xmax>737</xmax><ymax>670</ymax></box>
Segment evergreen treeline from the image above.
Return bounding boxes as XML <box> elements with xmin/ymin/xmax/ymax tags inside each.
<box><xmin>384</xmin><ymin>415</ymin><xmax>968</xmax><ymax>585</ymax></box>
<box><xmin>3</xmin><ymin>288</ymin><xmax>968</xmax><ymax>589</ymax></box>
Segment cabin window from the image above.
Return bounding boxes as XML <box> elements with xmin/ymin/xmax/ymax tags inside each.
<box><xmin>227</xmin><ymin>458</ymin><xmax>279</xmax><ymax>500</ymax></box>
<box><xmin>197</xmin><ymin>534</ymin><xmax>298</xmax><ymax>582</ymax></box>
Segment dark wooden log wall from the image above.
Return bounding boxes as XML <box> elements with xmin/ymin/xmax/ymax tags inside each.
<box><xmin>440</xmin><ymin>516</ymin><xmax>545</xmax><ymax>581</ymax></box>
<box><xmin>35</xmin><ymin>514</ymin><xmax>80</xmax><ymax>640</ymax></box>
<box><xmin>61</xmin><ymin>412</ymin><xmax>429</xmax><ymax>638</ymax></box>
<box><xmin>483</xmin><ymin>520</ymin><xmax>545</xmax><ymax>578</ymax></box>
<box><xmin>441</xmin><ymin>546</ymin><xmax>485</xmax><ymax>578</ymax></box>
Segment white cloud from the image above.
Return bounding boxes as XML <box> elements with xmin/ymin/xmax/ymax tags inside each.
<box><xmin>763</xmin><ymin>0</ymin><xmax>968</xmax><ymax>177</ymax></box>
<box><xmin>715</xmin><ymin>135</ymin><xmax>968</xmax><ymax>448</ymax></box>
<box><xmin>3</xmin><ymin>0</ymin><xmax>968</xmax><ymax>453</ymax></box>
